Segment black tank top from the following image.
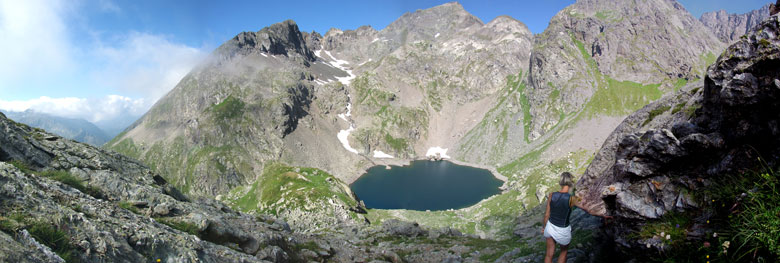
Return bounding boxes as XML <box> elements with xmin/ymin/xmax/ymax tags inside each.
<box><xmin>549</xmin><ymin>192</ymin><xmax>572</xmax><ymax>227</ymax></box>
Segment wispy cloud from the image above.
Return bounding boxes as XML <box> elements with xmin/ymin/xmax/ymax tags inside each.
<box><xmin>93</xmin><ymin>32</ymin><xmax>207</xmax><ymax>102</ymax></box>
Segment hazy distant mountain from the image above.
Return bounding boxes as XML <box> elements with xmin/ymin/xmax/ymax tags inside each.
<box><xmin>1</xmin><ymin>110</ymin><xmax>111</xmax><ymax>146</ymax></box>
<box><xmin>700</xmin><ymin>3</ymin><xmax>771</xmax><ymax>43</ymax></box>
<box><xmin>94</xmin><ymin>115</ymin><xmax>141</xmax><ymax>139</ymax></box>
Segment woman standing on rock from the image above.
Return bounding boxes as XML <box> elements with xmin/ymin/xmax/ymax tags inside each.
<box><xmin>542</xmin><ymin>172</ymin><xmax>611</xmax><ymax>263</ymax></box>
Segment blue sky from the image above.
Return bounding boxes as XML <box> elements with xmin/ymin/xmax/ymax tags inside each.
<box><xmin>0</xmin><ymin>0</ymin><xmax>771</xmax><ymax>124</ymax></box>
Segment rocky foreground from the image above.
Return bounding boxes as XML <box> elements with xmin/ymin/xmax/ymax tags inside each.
<box><xmin>577</xmin><ymin>13</ymin><xmax>780</xmax><ymax>260</ymax></box>
<box><xmin>0</xmin><ymin>110</ymin><xmax>609</xmax><ymax>262</ymax></box>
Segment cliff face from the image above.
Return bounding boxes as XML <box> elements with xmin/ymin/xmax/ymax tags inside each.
<box><xmin>576</xmin><ymin>14</ymin><xmax>780</xmax><ymax>253</ymax></box>
<box><xmin>700</xmin><ymin>4</ymin><xmax>772</xmax><ymax>43</ymax></box>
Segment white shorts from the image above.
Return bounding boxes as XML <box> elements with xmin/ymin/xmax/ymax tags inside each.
<box><xmin>544</xmin><ymin>220</ymin><xmax>572</xmax><ymax>245</ymax></box>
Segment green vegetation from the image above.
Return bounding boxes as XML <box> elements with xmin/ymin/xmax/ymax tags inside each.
<box><xmin>225</xmin><ymin>163</ymin><xmax>358</xmax><ymax>222</ymax></box>
<box><xmin>513</xmin><ymin>73</ymin><xmax>533</xmax><ymax>143</ymax></box>
<box><xmin>636</xmin><ymin>168</ymin><xmax>780</xmax><ymax>262</ymax></box>
<box><xmin>384</xmin><ymin>133</ymin><xmax>409</xmax><ymax>153</ymax></box>
<box><xmin>0</xmin><ymin>214</ymin><xmax>78</xmax><ymax>262</ymax></box>
<box><xmin>673</xmin><ymin>78</ymin><xmax>689</xmax><ymax>92</ymax></box>
<box><xmin>643</xmin><ymin>105</ymin><xmax>671</xmax><ymax>126</ymax></box>
<box><xmin>211</xmin><ymin>95</ymin><xmax>245</xmax><ymax>119</ymax></box>
<box><xmin>700</xmin><ymin>51</ymin><xmax>718</xmax><ymax>69</ymax></box>
<box><xmin>29</xmin><ymin>221</ymin><xmax>77</xmax><ymax>262</ymax></box>
<box><xmin>759</xmin><ymin>39</ymin><xmax>771</xmax><ymax>48</ymax></box>
<box><xmin>634</xmin><ymin>211</ymin><xmax>692</xmax><ymax>248</ymax></box>
<box><xmin>499</xmin><ymin>148</ymin><xmax>592</xmax><ymax>205</ymax></box>
<box><xmin>118</xmin><ymin>202</ymin><xmax>142</xmax><ymax>214</ymax></box>
<box><xmin>426</xmin><ymin>80</ymin><xmax>444</xmax><ymax>111</ymax></box>
<box><xmin>570</xmin><ymin>33</ymin><xmax>663</xmax><ymax>118</ymax></box>
<box><xmin>456</xmin><ymin>71</ymin><xmax>531</xmax><ymax>162</ymax></box>
<box><xmin>156</xmin><ymin>217</ymin><xmax>201</xmax><ymax>236</ymax></box>
<box><xmin>585</xmin><ymin>78</ymin><xmax>663</xmax><ymax>118</ymax></box>
<box><xmin>710</xmin><ymin>169</ymin><xmax>780</xmax><ymax>260</ymax></box>
<box><xmin>671</xmin><ymin>102</ymin><xmax>687</xmax><ymax>114</ymax></box>
<box><xmin>683</xmin><ymin>104</ymin><xmax>699</xmax><ymax>118</ymax></box>
<box><xmin>109</xmin><ymin>138</ymin><xmax>142</xmax><ymax>159</ymax></box>
<box><xmin>353</xmin><ymin>74</ymin><xmax>394</xmax><ymax>107</ymax></box>
<box><xmin>8</xmin><ymin>161</ymin><xmax>103</xmax><ymax>199</ymax></box>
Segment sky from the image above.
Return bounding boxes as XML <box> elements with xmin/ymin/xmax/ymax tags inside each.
<box><xmin>0</xmin><ymin>0</ymin><xmax>772</xmax><ymax>126</ymax></box>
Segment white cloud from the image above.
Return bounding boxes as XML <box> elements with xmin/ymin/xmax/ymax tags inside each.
<box><xmin>0</xmin><ymin>0</ymin><xmax>207</xmax><ymax>126</ymax></box>
<box><xmin>0</xmin><ymin>0</ymin><xmax>72</xmax><ymax>84</ymax></box>
<box><xmin>0</xmin><ymin>95</ymin><xmax>147</xmax><ymax>123</ymax></box>
<box><xmin>93</xmin><ymin>32</ymin><xmax>207</xmax><ymax>102</ymax></box>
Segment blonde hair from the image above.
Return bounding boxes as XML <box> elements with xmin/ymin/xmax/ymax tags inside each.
<box><xmin>559</xmin><ymin>172</ymin><xmax>574</xmax><ymax>187</ymax></box>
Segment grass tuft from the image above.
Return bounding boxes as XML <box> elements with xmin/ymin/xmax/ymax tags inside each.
<box><xmin>643</xmin><ymin>106</ymin><xmax>671</xmax><ymax>126</ymax></box>
<box><xmin>8</xmin><ymin>161</ymin><xmax>103</xmax><ymax>199</ymax></box>
<box><xmin>156</xmin><ymin>218</ymin><xmax>201</xmax><ymax>236</ymax></box>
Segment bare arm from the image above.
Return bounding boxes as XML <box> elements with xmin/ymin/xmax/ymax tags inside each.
<box><xmin>542</xmin><ymin>192</ymin><xmax>552</xmax><ymax>233</ymax></box>
<box><xmin>571</xmin><ymin>195</ymin><xmax>612</xmax><ymax>219</ymax></box>
<box><xmin>575</xmin><ymin>203</ymin><xmax>613</xmax><ymax>219</ymax></box>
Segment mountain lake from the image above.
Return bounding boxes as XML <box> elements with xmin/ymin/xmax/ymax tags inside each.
<box><xmin>350</xmin><ymin>160</ymin><xmax>503</xmax><ymax>211</ymax></box>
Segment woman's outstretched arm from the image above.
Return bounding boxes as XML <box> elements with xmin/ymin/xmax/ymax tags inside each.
<box><xmin>571</xmin><ymin>196</ymin><xmax>613</xmax><ymax>219</ymax></box>
<box><xmin>542</xmin><ymin>192</ymin><xmax>552</xmax><ymax>233</ymax></box>
<box><xmin>575</xmin><ymin>203</ymin><xmax>613</xmax><ymax>219</ymax></box>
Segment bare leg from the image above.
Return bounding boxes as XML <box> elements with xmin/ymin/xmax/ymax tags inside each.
<box><xmin>545</xmin><ymin>237</ymin><xmax>555</xmax><ymax>263</ymax></box>
<box><xmin>557</xmin><ymin>244</ymin><xmax>568</xmax><ymax>263</ymax></box>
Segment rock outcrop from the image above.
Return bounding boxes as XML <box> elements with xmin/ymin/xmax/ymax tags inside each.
<box><xmin>576</xmin><ymin>14</ymin><xmax>780</xmax><ymax>251</ymax></box>
<box><xmin>216</xmin><ymin>20</ymin><xmax>316</xmax><ymax>65</ymax></box>
<box><xmin>700</xmin><ymin>4</ymin><xmax>772</xmax><ymax>43</ymax></box>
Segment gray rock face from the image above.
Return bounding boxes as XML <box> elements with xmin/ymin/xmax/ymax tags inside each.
<box><xmin>576</xmin><ymin>14</ymin><xmax>780</xmax><ymax>251</ymax></box>
<box><xmin>0</xmin><ymin>111</ymin><xmax>311</xmax><ymax>262</ymax></box>
<box><xmin>217</xmin><ymin>20</ymin><xmax>316</xmax><ymax>65</ymax></box>
<box><xmin>525</xmin><ymin>0</ymin><xmax>724</xmax><ymax>141</ymax></box>
<box><xmin>700</xmin><ymin>4</ymin><xmax>771</xmax><ymax>43</ymax></box>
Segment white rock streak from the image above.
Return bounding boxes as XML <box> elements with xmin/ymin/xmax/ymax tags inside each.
<box><xmin>435</xmin><ymin>32</ymin><xmax>440</xmax><ymax>38</ymax></box>
<box><xmin>426</xmin><ymin>147</ymin><xmax>451</xmax><ymax>159</ymax></box>
<box><xmin>373</xmin><ymin>150</ymin><xmax>394</xmax><ymax>158</ymax></box>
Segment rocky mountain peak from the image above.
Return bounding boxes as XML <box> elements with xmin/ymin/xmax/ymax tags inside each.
<box><xmin>382</xmin><ymin>1</ymin><xmax>482</xmax><ymax>42</ymax></box>
<box><xmin>485</xmin><ymin>15</ymin><xmax>531</xmax><ymax>35</ymax></box>
<box><xmin>700</xmin><ymin>3</ymin><xmax>771</xmax><ymax>43</ymax></box>
<box><xmin>216</xmin><ymin>19</ymin><xmax>316</xmax><ymax>64</ymax></box>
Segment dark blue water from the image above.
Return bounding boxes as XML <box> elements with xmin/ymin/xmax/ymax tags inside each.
<box><xmin>350</xmin><ymin>160</ymin><xmax>503</xmax><ymax>211</ymax></box>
